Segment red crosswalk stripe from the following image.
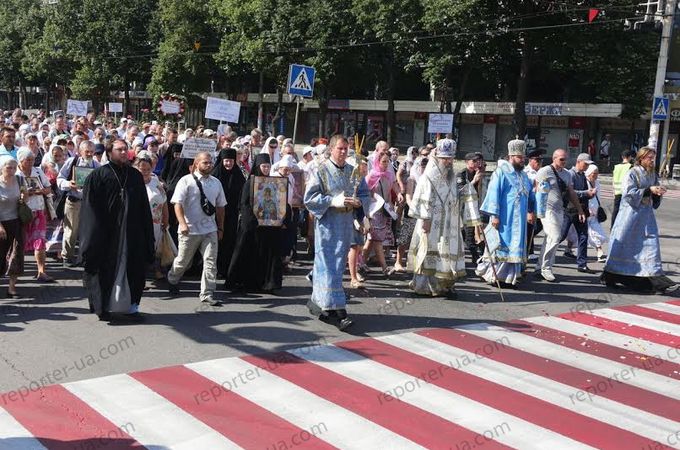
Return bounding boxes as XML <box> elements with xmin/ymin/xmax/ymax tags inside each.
<box><xmin>1</xmin><ymin>300</ymin><xmax>679</xmax><ymax>449</ymax></box>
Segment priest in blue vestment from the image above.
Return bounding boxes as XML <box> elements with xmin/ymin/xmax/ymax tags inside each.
<box><xmin>476</xmin><ymin>139</ymin><xmax>535</xmax><ymax>287</ymax></box>
<box><xmin>304</xmin><ymin>134</ymin><xmax>369</xmax><ymax>330</ymax></box>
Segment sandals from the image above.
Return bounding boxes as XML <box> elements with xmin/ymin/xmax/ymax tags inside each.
<box><xmin>383</xmin><ymin>267</ymin><xmax>395</xmax><ymax>279</ymax></box>
<box><xmin>350</xmin><ymin>280</ymin><xmax>364</xmax><ymax>289</ymax></box>
<box><xmin>36</xmin><ymin>274</ymin><xmax>56</xmax><ymax>283</ymax></box>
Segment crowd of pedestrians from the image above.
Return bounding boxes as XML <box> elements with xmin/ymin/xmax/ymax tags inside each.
<box><xmin>0</xmin><ymin>107</ymin><xmax>676</xmax><ymax>331</ymax></box>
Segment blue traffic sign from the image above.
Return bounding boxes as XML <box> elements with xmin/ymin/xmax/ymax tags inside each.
<box><xmin>287</xmin><ymin>64</ymin><xmax>316</xmax><ymax>98</ymax></box>
<box><xmin>652</xmin><ymin>96</ymin><xmax>669</xmax><ymax>121</ymax></box>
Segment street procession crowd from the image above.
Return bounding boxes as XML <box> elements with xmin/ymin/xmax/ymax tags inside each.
<box><xmin>0</xmin><ymin>107</ymin><xmax>676</xmax><ymax>331</ymax></box>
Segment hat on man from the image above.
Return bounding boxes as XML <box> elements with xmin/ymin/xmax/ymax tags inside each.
<box><xmin>526</xmin><ymin>148</ymin><xmax>545</xmax><ymax>159</ymax></box>
<box><xmin>576</xmin><ymin>153</ymin><xmax>594</xmax><ymax>164</ymax></box>
<box><xmin>94</xmin><ymin>144</ymin><xmax>105</xmax><ymax>155</ymax></box>
<box><xmin>508</xmin><ymin>139</ymin><xmax>526</xmax><ymax>156</ymax></box>
<box><xmin>435</xmin><ymin>139</ymin><xmax>456</xmax><ymax>158</ymax></box>
<box><xmin>464</xmin><ymin>152</ymin><xmax>481</xmax><ymax>161</ymax></box>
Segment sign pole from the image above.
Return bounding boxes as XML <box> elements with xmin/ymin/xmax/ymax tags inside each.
<box><xmin>292</xmin><ymin>96</ymin><xmax>301</xmax><ymax>145</ymax></box>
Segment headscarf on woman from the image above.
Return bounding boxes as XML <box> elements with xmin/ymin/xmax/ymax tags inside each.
<box><xmin>365</xmin><ymin>156</ymin><xmax>395</xmax><ymax>190</ymax></box>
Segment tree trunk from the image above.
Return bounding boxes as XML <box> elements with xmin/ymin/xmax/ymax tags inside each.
<box><xmin>513</xmin><ymin>35</ymin><xmax>532</xmax><ymax>139</ymax></box>
<box><xmin>452</xmin><ymin>65</ymin><xmax>472</xmax><ymax>140</ymax></box>
<box><xmin>270</xmin><ymin>87</ymin><xmax>284</xmax><ymax>136</ymax></box>
<box><xmin>124</xmin><ymin>74</ymin><xmax>130</xmax><ymax>117</ymax></box>
<box><xmin>257</xmin><ymin>70</ymin><xmax>264</xmax><ymax>131</ymax></box>
<box><xmin>385</xmin><ymin>63</ymin><xmax>396</xmax><ymax>145</ymax></box>
<box><xmin>18</xmin><ymin>81</ymin><xmax>25</xmax><ymax>109</ymax></box>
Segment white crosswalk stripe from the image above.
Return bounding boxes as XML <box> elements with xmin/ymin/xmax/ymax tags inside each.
<box><xmin>2</xmin><ymin>300</ymin><xmax>679</xmax><ymax>449</ymax></box>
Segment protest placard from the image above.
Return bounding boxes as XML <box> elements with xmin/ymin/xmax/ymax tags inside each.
<box><xmin>205</xmin><ymin>97</ymin><xmax>241</xmax><ymax>123</ymax></box>
<box><xmin>427</xmin><ymin>113</ymin><xmax>454</xmax><ymax>134</ymax></box>
<box><xmin>108</xmin><ymin>102</ymin><xmax>123</xmax><ymax>113</ymax></box>
<box><xmin>180</xmin><ymin>138</ymin><xmax>218</xmax><ymax>159</ymax></box>
<box><xmin>67</xmin><ymin>99</ymin><xmax>88</xmax><ymax>116</ymax></box>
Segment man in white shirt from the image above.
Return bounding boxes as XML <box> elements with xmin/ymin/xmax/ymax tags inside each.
<box><xmin>167</xmin><ymin>151</ymin><xmax>227</xmax><ymax>306</ymax></box>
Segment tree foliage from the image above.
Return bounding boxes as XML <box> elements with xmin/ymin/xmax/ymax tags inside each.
<box><xmin>0</xmin><ymin>0</ymin><xmax>659</xmax><ymax>123</ymax></box>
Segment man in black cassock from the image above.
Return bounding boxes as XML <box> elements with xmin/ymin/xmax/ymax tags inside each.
<box><xmin>80</xmin><ymin>139</ymin><xmax>155</xmax><ymax>322</ymax></box>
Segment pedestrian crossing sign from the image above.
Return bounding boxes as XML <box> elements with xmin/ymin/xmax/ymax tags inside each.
<box><xmin>287</xmin><ymin>64</ymin><xmax>316</xmax><ymax>97</ymax></box>
<box><xmin>652</xmin><ymin>96</ymin><xmax>669</xmax><ymax>120</ymax></box>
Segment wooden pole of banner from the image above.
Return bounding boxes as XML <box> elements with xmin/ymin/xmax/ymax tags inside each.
<box><xmin>292</xmin><ymin>96</ymin><xmax>301</xmax><ymax>145</ymax></box>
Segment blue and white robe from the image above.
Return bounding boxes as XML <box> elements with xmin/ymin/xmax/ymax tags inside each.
<box><xmin>304</xmin><ymin>160</ymin><xmax>369</xmax><ymax>310</ymax></box>
<box><xmin>605</xmin><ymin>166</ymin><xmax>663</xmax><ymax>277</ymax></box>
<box><xmin>476</xmin><ymin>160</ymin><xmax>535</xmax><ymax>284</ymax></box>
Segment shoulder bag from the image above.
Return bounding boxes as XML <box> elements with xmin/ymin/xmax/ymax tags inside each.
<box><xmin>192</xmin><ymin>174</ymin><xmax>216</xmax><ymax>216</ymax></box>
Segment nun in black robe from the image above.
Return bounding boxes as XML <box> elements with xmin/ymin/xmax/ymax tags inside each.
<box><xmin>160</xmin><ymin>143</ymin><xmax>192</xmax><ymax>246</ymax></box>
<box><xmin>228</xmin><ymin>153</ymin><xmax>288</xmax><ymax>292</ymax></box>
<box><xmin>80</xmin><ymin>158</ymin><xmax>155</xmax><ymax>321</ymax></box>
<box><xmin>212</xmin><ymin>148</ymin><xmax>246</xmax><ymax>281</ymax></box>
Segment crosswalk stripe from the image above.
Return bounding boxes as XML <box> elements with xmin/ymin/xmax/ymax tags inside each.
<box><xmin>523</xmin><ymin>316</ymin><xmax>680</xmax><ymax>370</ymax></box>
<box><xmin>188</xmin><ymin>357</ymin><xmax>422</xmax><ymax>449</ymax></box>
<box><xmin>513</xmin><ymin>318</ymin><xmax>680</xmax><ymax>380</ymax></box>
<box><xmin>378</xmin><ymin>332</ymin><xmax>675</xmax><ymax>448</ymax></box>
<box><xmin>0</xmin><ymin>383</ymin><xmax>141</xmax><ymax>449</ymax></box>
<box><xmin>335</xmin><ymin>336</ymin><xmax>652</xmax><ymax>449</ymax></box>
<box><xmin>243</xmin><ymin>351</ymin><xmax>485</xmax><ymax>449</ymax></box>
<box><xmin>561</xmin><ymin>311</ymin><xmax>680</xmax><ymax>347</ymax></box>
<box><xmin>615</xmin><ymin>304</ymin><xmax>680</xmax><ymax>325</ymax></box>
<box><xmin>589</xmin><ymin>309</ymin><xmax>680</xmax><ymax>336</ymax></box>
<box><xmin>0</xmin><ymin>407</ymin><xmax>47</xmax><ymax>450</ymax></box>
<box><xmin>431</xmin><ymin>325</ymin><xmax>680</xmax><ymax>414</ymax></box>
<box><xmin>639</xmin><ymin>302</ymin><xmax>680</xmax><ymax>316</ymax></box>
<box><xmin>130</xmin><ymin>365</ymin><xmax>334</xmax><ymax>449</ymax></box>
<box><xmin>65</xmin><ymin>374</ymin><xmax>239</xmax><ymax>449</ymax></box>
<box><xmin>288</xmin><ymin>343</ymin><xmax>594</xmax><ymax>450</ymax></box>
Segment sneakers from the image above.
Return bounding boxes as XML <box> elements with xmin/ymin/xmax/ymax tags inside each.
<box><xmin>540</xmin><ymin>271</ymin><xmax>556</xmax><ymax>282</ymax></box>
<box><xmin>201</xmin><ymin>298</ymin><xmax>222</xmax><ymax>307</ymax></box>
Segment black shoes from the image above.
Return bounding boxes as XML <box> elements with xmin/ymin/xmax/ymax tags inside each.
<box><xmin>307</xmin><ymin>300</ymin><xmax>354</xmax><ymax>331</ymax></box>
<box><xmin>578</xmin><ymin>266</ymin><xmax>597</xmax><ymax>274</ymax></box>
<box><xmin>563</xmin><ymin>251</ymin><xmax>577</xmax><ymax>259</ymax></box>
<box><xmin>168</xmin><ymin>282</ymin><xmax>180</xmax><ymax>296</ymax></box>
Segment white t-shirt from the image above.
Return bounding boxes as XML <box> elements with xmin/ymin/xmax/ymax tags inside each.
<box><xmin>171</xmin><ymin>172</ymin><xmax>227</xmax><ymax>235</ymax></box>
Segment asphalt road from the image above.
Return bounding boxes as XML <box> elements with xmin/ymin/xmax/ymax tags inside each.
<box><xmin>0</xmin><ymin>192</ymin><xmax>678</xmax><ymax>393</ymax></box>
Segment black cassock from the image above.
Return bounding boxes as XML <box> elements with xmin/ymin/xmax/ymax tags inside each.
<box><xmin>228</xmin><ymin>155</ymin><xmax>290</xmax><ymax>292</ymax></box>
<box><xmin>212</xmin><ymin>154</ymin><xmax>246</xmax><ymax>279</ymax></box>
<box><xmin>80</xmin><ymin>163</ymin><xmax>154</xmax><ymax>315</ymax></box>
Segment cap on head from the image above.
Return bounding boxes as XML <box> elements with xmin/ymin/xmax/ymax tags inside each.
<box><xmin>576</xmin><ymin>153</ymin><xmax>594</xmax><ymax>164</ymax></box>
<box><xmin>464</xmin><ymin>152</ymin><xmax>481</xmax><ymax>161</ymax></box>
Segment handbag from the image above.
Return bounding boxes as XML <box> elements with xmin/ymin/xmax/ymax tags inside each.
<box><xmin>157</xmin><ymin>229</ymin><xmax>178</xmax><ymax>267</ymax></box>
<box><xmin>592</xmin><ymin>181</ymin><xmax>607</xmax><ymax>223</ymax></box>
<box><xmin>192</xmin><ymin>174</ymin><xmax>216</xmax><ymax>216</ymax></box>
<box><xmin>18</xmin><ymin>200</ymin><xmax>33</xmax><ymax>224</ymax></box>
<box><xmin>16</xmin><ymin>176</ymin><xmax>33</xmax><ymax>225</ymax></box>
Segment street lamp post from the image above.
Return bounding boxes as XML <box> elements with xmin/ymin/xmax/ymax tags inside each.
<box><xmin>648</xmin><ymin>0</ymin><xmax>678</xmax><ymax>154</ymax></box>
